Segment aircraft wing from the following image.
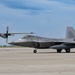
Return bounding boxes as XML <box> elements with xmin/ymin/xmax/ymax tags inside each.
<box><xmin>33</xmin><ymin>39</ymin><xmax>75</xmax><ymax>43</ymax></box>
<box><xmin>7</xmin><ymin>32</ymin><xmax>34</xmax><ymax>36</ymax></box>
<box><xmin>9</xmin><ymin>32</ymin><xmax>34</xmax><ymax>34</ymax></box>
<box><xmin>59</xmin><ymin>39</ymin><xmax>75</xmax><ymax>44</ymax></box>
<box><xmin>32</xmin><ymin>38</ymin><xmax>75</xmax><ymax>46</ymax></box>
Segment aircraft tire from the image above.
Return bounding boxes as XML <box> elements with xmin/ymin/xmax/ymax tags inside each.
<box><xmin>57</xmin><ymin>49</ymin><xmax>62</xmax><ymax>53</ymax></box>
<box><xmin>33</xmin><ymin>50</ymin><xmax>37</xmax><ymax>53</ymax></box>
<box><xmin>65</xmin><ymin>49</ymin><xmax>70</xmax><ymax>53</ymax></box>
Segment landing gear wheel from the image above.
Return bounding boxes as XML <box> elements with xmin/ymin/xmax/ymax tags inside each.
<box><xmin>57</xmin><ymin>49</ymin><xmax>62</xmax><ymax>53</ymax></box>
<box><xmin>65</xmin><ymin>49</ymin><xmax>70</xmax><ymax>53</ymax></box>
<box><xmin>33</xmin><ymin>50</ymin><xmax>37</xmax><ymax>53</ymax></box>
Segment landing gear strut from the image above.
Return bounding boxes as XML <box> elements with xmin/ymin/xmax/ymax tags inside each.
<box><xmin>65</xmin><ymin>49</ymin><xmax>70</xmax><ymax>53</ymax></box>
<box><xmin>33</xmin><ymin>49</ymin><xmax>37</xmax><ymax>53</ymax></box>
<box><xmin>57</xmin><ymin>49</ymin><xmax>62</xmax><ymax>53</ymax></box>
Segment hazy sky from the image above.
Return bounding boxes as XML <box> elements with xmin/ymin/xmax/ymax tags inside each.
<box><xmin>0</xmin><ymin>0</ymin><xmax>75</xmax><ymax>45</ymax></box>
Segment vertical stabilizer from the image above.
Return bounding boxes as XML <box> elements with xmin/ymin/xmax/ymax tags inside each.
<box><xmin>66</xmin><ymin>27</ymin><xmax>75</xmax><ymax>39</ymax></box>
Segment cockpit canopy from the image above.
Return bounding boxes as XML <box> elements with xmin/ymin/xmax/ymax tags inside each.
<box><xmin>21</xmin><ymin>35</ymin><xmax>52</xmax><ymax>42</ymax></box>
<box><xmin>22</xmin><ymin>35</ymin><xmax>36</xmax><ymax>39</ymax></box>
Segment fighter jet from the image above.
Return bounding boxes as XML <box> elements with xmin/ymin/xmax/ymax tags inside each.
<box><xmin>9</xmin><ymin>27</ymin><xmax>75</xmax><ymax>53</ymax></box>
<box><xmin>0</xmin><ymin>26</ymin><xmax>34</xmax><ymax>43</ymax></box>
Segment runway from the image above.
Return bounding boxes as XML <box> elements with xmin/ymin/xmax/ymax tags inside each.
<box><xmin>0</xmin><ymin>48</ymin><xmax>75</xmax><ymax>75</ymax></box>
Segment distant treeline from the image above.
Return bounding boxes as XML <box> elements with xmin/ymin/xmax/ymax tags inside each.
<box><xmin>0</xmin><ymin>45</ymin><xmax>13</xmax><ymax>47</ymax></box>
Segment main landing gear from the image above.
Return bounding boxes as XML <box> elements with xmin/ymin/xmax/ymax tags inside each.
<box><xmin>65</xmin><ymin>49</ymin><xmax>70</xmax><ymax>53</ymax></box>
<box><xmin>57</xmin><ymin>49</ymin><xmax>62</xmax><ymax>53</ymax></box>
<box><xmin>57</xmin><ymin>49</ymin><xmax>71</xmax><ymax>53</ymax></box>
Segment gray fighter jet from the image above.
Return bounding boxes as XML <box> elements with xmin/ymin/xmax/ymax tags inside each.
<box><xmin>9</xmin><ymin>27</ymin><xmax>75</xmax><ymax>53</ymax></box>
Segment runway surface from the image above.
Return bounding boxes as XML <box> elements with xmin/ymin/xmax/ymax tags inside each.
<box><xmin>0</xmin><ymin>48</ymin><xmax>75</xmax><ymax>75</ymax></box>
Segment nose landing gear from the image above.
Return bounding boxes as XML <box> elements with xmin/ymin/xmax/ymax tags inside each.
<box><xmin>33</xmin><ymin>49</ymin><xmax>37</xmax><ymax>53</ymax></box>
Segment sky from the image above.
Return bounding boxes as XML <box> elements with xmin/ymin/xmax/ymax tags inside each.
<box><xmin>0</xmin><ymin>0</ymin><xmax>75</xmax><ymax>45</ymax></box>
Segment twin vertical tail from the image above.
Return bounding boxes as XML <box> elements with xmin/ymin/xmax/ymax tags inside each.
<box><xmin>66</xmin><ymin>27</ymin><xmax>75</xmax><ymax>39</ymax></box>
